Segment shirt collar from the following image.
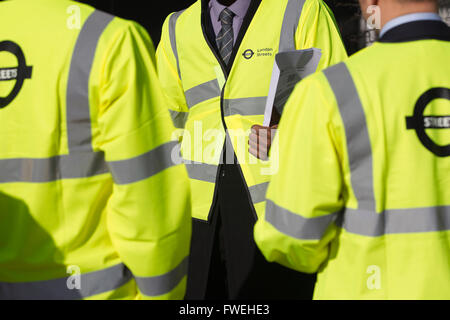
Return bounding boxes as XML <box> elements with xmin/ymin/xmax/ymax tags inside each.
<box><xmin>380</xmin><ymin>12</ymin><xmax>442</xmax><ymax>38</ymax></box>
<box><xmin>209</xmin><ymin>0</ymin><xmax>252</xmax><ymax>20</ymax></box>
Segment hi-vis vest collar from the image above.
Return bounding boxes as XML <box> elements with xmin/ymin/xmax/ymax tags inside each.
<box><xmin>167</xmin><ymin>0</ymin><xmax>307</xmax><ymax>221</ymax></box>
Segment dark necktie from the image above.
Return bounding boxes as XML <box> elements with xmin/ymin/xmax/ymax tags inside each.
<box><xmin>216</xmin><ymin>8</ymin><xmax>235</xmax><ymax>66</ymax></box>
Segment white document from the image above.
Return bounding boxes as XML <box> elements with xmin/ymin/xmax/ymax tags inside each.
<box><xmin>263</xmin><ymin>48</ymin><xmax>322</xmax><ymax>126</ymax></box>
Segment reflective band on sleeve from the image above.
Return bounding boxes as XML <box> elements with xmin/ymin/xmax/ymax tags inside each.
<box><xmin>185</xmin><ymin>79</ymin><xmax>221</xmax><ymax>109</ymax></box>
<box><xmin>134</xmin><ymin>256</ymin><xmax>189</xmax><ymax>297</ymax></box>
<box><xmin>324</xmin><ymin>63</ymin><xmax>376</xmax><ymax>211</ymax></box>
<box><xmin>107</xmin><ymin>141</ymin><xmax>179</xmax><ymax>185</ymax></box>
<box><xmin>223</xmin><ymin>97</ymin><xmax>267</xmax><ymax>116</ymax></box>
<box><xmin>168</xmin><ymin>10</ymin><xmax>185</xmax><ymax>79</ymax></box>
<box><xmin>0</xmin><ymin>263</ymin><xmax>132</xmax><ymax>300</ymax></box>
<box><xmin>66</xmin><ymin>10</ymin><xmax>114</xmax><ymax>153</ymax></box>
<box><xmin>265</xmin><ymin>199</ymin><xmax>339</xmax><ymax>240</ymax></box>
<box><xmin>279</xmin><ymin>0</ymin><xmax>306</xmax><ymax>52</ymax></box>
<box><xmin>169</xmin><ymin>109</ymin><xmax>189</xmax><ymax>129</ymax></box>
<box><xmin>342</xmin><ymin>206</ymin><xmax>450</xmax><ymax>237</ymax></box>
<box><xmin>248</xmin><ymin>182</ymin><xmax>269</xmax><ymax>204</ymax></box>
<box><xmin>0</xmin><ymin>152</ymin><xmax>109</xmax><ymax>183</ymax></box>
<box><xmin>185</xmin><ymin>162</ymin><xmax>219</xmax><ymax>183</ymax></box>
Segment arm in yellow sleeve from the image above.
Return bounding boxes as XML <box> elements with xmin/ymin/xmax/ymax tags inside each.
<box><xmin>156</xmin><ymin>13</ymin><xmax>189</xmax><ymax>130</ymax></box>
<box><xmin>97</xmin><ymin>20</ymin><xmax>191</xmax><ymax>300</ymax></box>
<box><xmin>254</xmin><ymin>73</ymin><xmax>344</xmax><ymax>274</ymax></box>
<box><xmin>295</xmin><ymin>0</ymin><xmax>348</xmax><ymax>71</ymax></box>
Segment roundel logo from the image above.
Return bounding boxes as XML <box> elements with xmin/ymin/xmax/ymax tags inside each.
<box><xmin>0</xmin><ymin>40</ymin><xmax>33</xmax><ymax>109</ymax></box>
<box><xmin>242</xmin><ymin>49</ymin><xmax>254</xmax><ymax>60</ymax></box>
<box><xmin>406</xmin><ymin>87</ymin><xmax>450</xmax><ymax>157</ymax></box>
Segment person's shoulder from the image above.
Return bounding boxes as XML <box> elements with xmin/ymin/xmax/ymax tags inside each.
<box><xmin>162</xmin><ymin>1</ymin><xmax>200</xmax><ymax>25</ymax></box>
<box><xmin>293</xmin><ymin>48</ymin><xmax>371</xmax><ymax>103</ymax></box>
<box><xmin>302</xmin><ymin>0</ymin><xmax>332</xmax><ymax>13</ymax></box>
<box><xmin>343</xmin><ymin>43</ymin><xmax>386</xmax><ymax>77</ymax></box>
<box><xmin>291</xmin><ymin>67</ymin><xmax>334</xmax><ymax>106</ymax></box>
<box><xmin>99</xmin><ymin>13</ymin><xmax>150</xmax><ymax>42</ymax></box>
<box><xmin>298</xmin><ymin>0</ymin><xmax>339</xmax><ymax>28</ymax></box>
<box><xmin>159</xmin><ymin>1</ymin><xmax>201</xmax><ymax>42</ymax></box>
<box><xmin>297</xmin><ymin>45</ymin><xmax>380</xmax><ymax>109</ymax></box>
<box><xmin>86</xmin><ymin>14</ymin><xmax>154</xmax><ymax>59</ymax></box>
<box><xmin>28</xmin><ymin>0</ymin><xmax>98</xmax><ymax>23</ymax></box>
<box><xmin>316</xmin><ymin>43</ymin><xmax>381</xmax><ymax>78</ymax></box>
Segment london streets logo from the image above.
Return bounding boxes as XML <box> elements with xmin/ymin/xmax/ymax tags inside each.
<box><xmin>406</xmin><ymin>87</ymin><xmax>450</xmax><ymax>157</ymax></box>
<box><xmin>242</xmin><ymin>48</ymin><xmax>274</xmax><ymax>60</ymax></box>
<box><xmin>0</xmin><ymin>41</ymin><xmax>33</xmax><ymax>109</ymax></box>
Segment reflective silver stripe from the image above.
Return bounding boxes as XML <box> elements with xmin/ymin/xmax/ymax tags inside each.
<box><xmin>324</xmin><ymin>63</ymin><xmax>376</xmax><ymax>211</ymax></box>
<box><xmin>0</xmin><ymin>152</ymin><xmax>108</xmax><ymax>183</ymax></box>
<box><xmin>185</xmin><ymin>79</ymin><xmax>221</xmax><ymax>108</ymax></box>
<box><xmin>168</xmin><ymin>10</ymin><xmax>185</xmax><ymax>79</ymax></box>
<box><xmin>279</xmin><ymin>0</ymin><xmax>306</xmax><ymax>52</ymax></box>
<box><xmin>0</xmin><ymin>263</ymin><xmax>132</xmax><ymax>300</ymax></box>
<box><xmin>223</xmin><ymin>97</ymin><xmax>267</xmax><ymax>116</ymax></box>
<box><xmin>66</xmin><ymin>10</ymin><xmax>114</xmax><ymax>153</ymax></box>
<box><xmin>266</xmin><ymin>200</ymin><xmax>450</xmax><ymax>239</ymax></box>
<box><xmin>249</xmin><ymin>182</ymin><xmax>269</xmax><ymax>204</ymax></box>
<box><xmin>135</xmin><ymin>256</ymin><xmax>188</xmax><ymax>297</ymax></box>
<box><xmin>265</xmin><ymin>199</ymin><xmax>339</xmax><ymax>240</ymax></box>
<box><xmin>169</xmin><ymin>109</ymin><xmax>189</xmax><ymax>129</ymax></box>
<box><xmin>0</xmin><ymin>10</ymin><xmax>114</xmax><ymax>184</ymax></box>
<box><xmin>342</xmin><ymin>206</ymin><xmax>450</xmax><ymax>237</ymax></box>
<box><xmin>185</xmin><ymin>162</ymin><xmax>218</xmax><ymax>183</ymax></box>
<box><xmin>107</xmin><ymin>141</ymin><xmax>178</xmax><ymax>185</ymax></box>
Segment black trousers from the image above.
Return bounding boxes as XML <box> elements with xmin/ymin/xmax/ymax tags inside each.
<box><xmin>185</xmin><ymin>163</ymin><xmax>316</xmax><ymax>300</ymax></box>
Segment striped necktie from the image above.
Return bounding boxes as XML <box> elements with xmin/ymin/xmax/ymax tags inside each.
<box><xmin>216</xmin><ymin>8</ymin><xmax>235</xmax><ymax>66</ymax></box>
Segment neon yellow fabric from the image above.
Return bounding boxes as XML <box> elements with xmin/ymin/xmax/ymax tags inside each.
<box><xmin>254</xmin><ymin>39</ymin><xmax>450</xmax><ymax>299</ymax></box>
<box><xmin>0</xmin><ymin>0</ymin><xmax>191</xmax><ymax>300</ymax></box>
<box><xmin>156</xmin><ymin>0</ymin><xmax>347</xmax><ymax>222</ymax></box>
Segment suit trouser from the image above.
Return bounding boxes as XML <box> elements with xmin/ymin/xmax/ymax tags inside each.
<box><xmin>185</xmin><ymin>163</ymin><xmax>316</xmax><ymax>300</ymax></box>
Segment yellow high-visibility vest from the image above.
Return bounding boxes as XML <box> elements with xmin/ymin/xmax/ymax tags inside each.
<box><xmin>157</xmin><ymin>0</ymin><xmax>347</xmax><ymax>222</ymax></box>
<box><xmin>0</xmin><ymin>0</ymin><xmax>191</xmax><ymax>300</ymax></box>
<box><xmin>254</xmin><ymin>20</ymin><xmax>450</xmax><ymax>299</ymax></box>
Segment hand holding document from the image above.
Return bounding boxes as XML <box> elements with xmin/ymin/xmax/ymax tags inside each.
<box><xmin>249</xmin><ymin>124</ymin><xmax>278</xmax><ymax>161</ymax></box>
<box><xmin>263</xmin><ymin>48</ymin><xmax>322</xmax><ymax>126</ymax></box>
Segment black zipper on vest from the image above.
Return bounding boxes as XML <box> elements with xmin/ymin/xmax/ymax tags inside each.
<box><xmin>199</xmin><ymin>0</ymin><xmax>262</xmax><ymax>223</ymax></box>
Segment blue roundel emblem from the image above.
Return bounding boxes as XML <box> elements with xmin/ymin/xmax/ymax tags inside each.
<box><xmin>242</xmin><ymin>49</ymin><xmax>254</xmax><ymax>60</ymax></box>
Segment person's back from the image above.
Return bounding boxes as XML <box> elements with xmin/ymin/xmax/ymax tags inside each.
<box><xmin>0</xmin><ymin>0</ymin><xmax>191</xmax><ymax>299</ymax></box>
<box><xmin>313</xmin><ymin>19</ymin><xmax>450</xmax><ymax>299</ymax></box>
<box><xmin>254</xmin><ymin>8</ymin><xmax>450</xmax><ymax>299</ymax></box>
